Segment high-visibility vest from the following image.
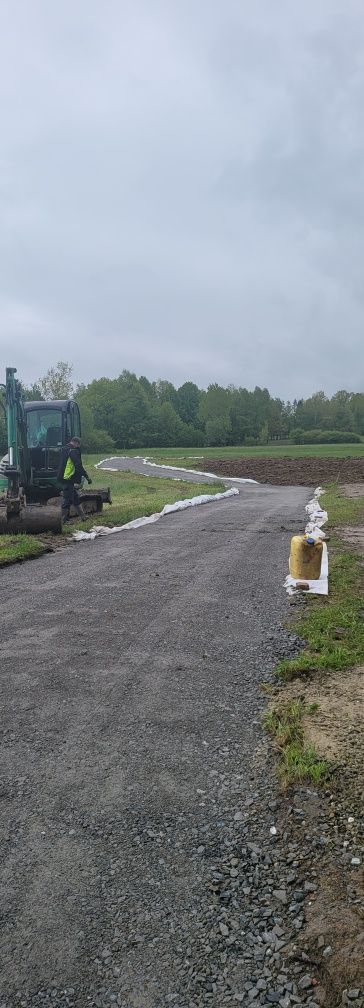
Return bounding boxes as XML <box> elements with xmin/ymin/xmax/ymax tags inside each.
<box><xmin>63</xmin><ymin>457</ymin><xmax>76</xmax><ymax>480</ymax></box>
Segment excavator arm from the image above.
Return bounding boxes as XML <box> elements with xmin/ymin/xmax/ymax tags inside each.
<box><xmin>0</xmin><ymin>368</ymin><xmax>62</xmax><ymax>533</ymax></box>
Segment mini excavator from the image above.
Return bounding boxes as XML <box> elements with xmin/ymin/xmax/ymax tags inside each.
<box><xmin>0</xmin><ymin>367</ymin><xmax>111</xmax><ymax>534</ymax></box>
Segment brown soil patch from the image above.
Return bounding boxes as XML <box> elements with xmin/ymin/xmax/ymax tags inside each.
<box><xmin>198</xmin><ymin>456</ymin><xmax>364</xmax><ymax>485</ymax></box>
<box><xmin>336</xmin><ymin>485</ymin><xmax>364</xmax><ymax>561</ymax></box>
<box><xmin>339</xmin><ymin>525</ymin><xmax>364</xmax><ymax>557</ymax></box>
<box><xmin>342</xmin><ymin>482</ymin><xmax>364</xmax><ymax>499</ymax></box>
<box><xmin>305</xmin><ymin>876</ymin><xmax>364</xmax><ymax>1001</ymax></box>
<box><xmin>303</xmin><ymin>668</ymin><xmax>364</xmax><ymax>764</ymax></box>
<box><xmin>277</xmin><ymin>668</ymin><xmax>363</xmax><ymax>801</ymax></box>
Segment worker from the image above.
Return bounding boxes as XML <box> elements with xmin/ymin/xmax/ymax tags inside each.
<box><xmin>60</xmin><ymin>436</ymin><xmax>92</xmax><ymax>524</ymax></box>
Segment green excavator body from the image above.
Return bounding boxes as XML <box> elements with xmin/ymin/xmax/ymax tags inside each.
<box><xmin>0</xmin><ymin>367</ymin><xmax>111</xmax><ymax>534</ymax></box>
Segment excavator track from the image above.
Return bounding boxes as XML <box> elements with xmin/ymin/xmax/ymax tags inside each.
<box><xmin>78</xmin><ymin>486</ymin><xmax>112</xmax><ymax>513</ymax></box>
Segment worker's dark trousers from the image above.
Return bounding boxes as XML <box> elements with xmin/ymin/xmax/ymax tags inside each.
<box><xmin>61</xmin><ymin>482</ymin><xmax>82</xmax><ymax>523</ymax></box>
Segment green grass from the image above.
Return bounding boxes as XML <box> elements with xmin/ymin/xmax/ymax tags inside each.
<box><xmin>108</xmin><ymin>443</ymin><xmax>364</xmax><ymax>464</ymax></box>
<box><xmin>264</xmin><ymin>699</ymin><xmax>329</xmax><ymax>785</ymax></box>
<box><xmin>277</xmin><ymin>485</ymin><xmax>364</xmax><ymax>680</ymax></box>
<box><xmin>70</xmin><ymin>455</ymin><xmax>225</xmax><ymax>533</ymax></box>
<box><xmin>0</xmin><ymin>534</ymin><xmax>47</xmax><ymax>567</ymax></box>
<box><xmin>320</xmin><ymin>481</ymin><xmax>364</xmax><ymax>525</ymax></box>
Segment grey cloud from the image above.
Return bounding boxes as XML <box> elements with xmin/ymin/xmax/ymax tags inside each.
<box><xmin>0</xmin><ymin>0</ymin><xmax>364</xmax><ymax>397</ymax></box>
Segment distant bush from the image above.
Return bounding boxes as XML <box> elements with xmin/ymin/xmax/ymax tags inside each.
<box><xmin>82</xmin><ymin>428</ymin><xmax>116</xmax><ymax>453</ymax></box>
<box><xmin>290</xmin><ymin>428</ymin><xmax>362</xmax><ymax>444</ymax></box>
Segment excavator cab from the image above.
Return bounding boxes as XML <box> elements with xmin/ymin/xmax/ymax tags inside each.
<box><xmin>24</xmin><ymin>400</ymin><xmax>82</xmax><ymax>500</ymax></box>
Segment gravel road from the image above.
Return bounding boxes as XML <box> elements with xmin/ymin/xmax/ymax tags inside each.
<box><xmin>96</xmin><ymin>456</ymin><xmax>248</xmax><ymax>484</ymax></box>
<box><xmin>0</xmin><ymin>481</ymin><xmax>330</xmax><ymax>1008</ymax></box>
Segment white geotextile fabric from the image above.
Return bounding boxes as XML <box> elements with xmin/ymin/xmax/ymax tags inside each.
<box><xmin>72</xmin><ymin>487</ymin><xmax>239</xmax><ymax>541</ymax></box>
<box><xmin>95</xmin><ymin>455</ymin><xmax>258</xmax><ymax>484</ymax></box>
<box><xmin>285</xmin><ymin>486</ymin><xmax>329</xmax><ymax>595</ymax></box>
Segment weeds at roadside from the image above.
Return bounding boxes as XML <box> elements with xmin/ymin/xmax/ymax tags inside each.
<box><xmin>264</xmin><ymin>699</ymin><xmax>329</xmax><ymax>786</ymax></box>
<box><xmin>266</xmin><ymin>484</ymin><xmax>364</xmax><ymax>784</ymax></box>
<box><xmin>276</xmin><ymin>486</ymin><xmax>364</xmax><ymax>681</ymax></box>
<box><xmin>322</xmin><ymin>481</ymin><xmax>364</xmax><ymax>525</ymax></box>
<box><xmin>0</xmin><ymin>534</ymin><xmax>47</xmax><ymax>566</ymax></box>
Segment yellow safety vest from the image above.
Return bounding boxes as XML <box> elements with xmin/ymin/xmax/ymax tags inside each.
<box><xmin>63</xmin><ymin>458</ymin><xmax>75</xmax><ymax>480</ymax></box>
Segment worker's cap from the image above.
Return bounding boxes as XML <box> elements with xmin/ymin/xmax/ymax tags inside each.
<box><xmin>70</xmin><ymin>436</ymin><xmax>81</xmax><ymax>446</ymax></box>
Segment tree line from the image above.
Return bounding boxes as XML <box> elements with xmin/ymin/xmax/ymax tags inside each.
<box><xmin>1</xmin><ymin>362</ymin><xmax>363</xmax><ymax>452</ymax></box>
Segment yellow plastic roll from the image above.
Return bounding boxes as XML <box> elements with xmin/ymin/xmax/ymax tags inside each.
<box><xmin>289</xmin><ymin>535</ymin><xmax>323</xmax><ymax>580</ymax></box>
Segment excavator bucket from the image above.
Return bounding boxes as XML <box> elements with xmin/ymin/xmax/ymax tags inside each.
<box><xmin>0</xmin><ymin>503</ymin><xmax>62</xmax><ymax>535</ymax></box>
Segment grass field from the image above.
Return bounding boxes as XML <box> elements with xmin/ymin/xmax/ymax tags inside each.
<box><xmin>107</xmin><ymin>443</ymin><xmax>364</xmax><ymax>465</ymax></box>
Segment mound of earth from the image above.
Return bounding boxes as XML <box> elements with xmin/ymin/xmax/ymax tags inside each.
<box><xmin>198</xmin><ymin>456</ymin><xmax>364</xmax><ymax>485</ymax></box>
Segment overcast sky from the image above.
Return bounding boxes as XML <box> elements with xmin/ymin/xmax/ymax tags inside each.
<box><xmin>1</xmin><ymin>1</ymin><xmax>363</xmax><ymax>398</ymax></box>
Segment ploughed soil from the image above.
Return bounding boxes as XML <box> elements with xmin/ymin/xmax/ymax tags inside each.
<box><xmin>197</xmin><ymin>456</ymin><xmax>364</xmax><ymax>485</ymax></box>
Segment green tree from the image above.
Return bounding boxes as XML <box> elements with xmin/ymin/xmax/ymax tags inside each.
<box><xmin>155</xmin><ymin>402</ymin><xmax>184</xmax><ymax>446</ymax></box>
<box><xmin>176</xmin><ymin>382</ymin><xmax>201</xmax><ymax>426</ymax></box>
<box><xmin>47</xmin><ymin>367</ymin><xmax>363</xmax><ymax>451</ymax></box>
<box><xmin>268</xmin><ymin>398</ymin><xmax>284</xmax><ymax>439</ymax></box>
<box><xmin>328</xmin><ymin>390</ymin><xmax>354</xmax><ymax>431</ymax></box>
<box><xmin>229</xmin><ymin>387</ymin><xmax>253</xmax><ymax>443</ymax></box>
<box><xmin>294</xmin><ymin>391</ymin><xmax>329</xmax><ymax>430</ymax></box>
<box><xmin>75</xmin><ymin>395</ymin><xmax>115</xmax><ymax>452</ymax></box>
<box><xmin>199</xmin><ymin>384</ymin><xmax>231</xmax><ymax>426</ymax></box>
<box><xmin>205</xmin><ymin>416</ymin><xmax>231</xmax><ymax>446</ymax></box>
<box><xmin>154</xmin><ymin>379</ymin><xmax>178</xmax><ymax>409</ymax></box>
<box><xmin>39</xmin><ymin>361</ymin><xmax>74</xmax><ymax>400</ymax></box>
<box><xmin>139</xmin><ymin>375</ymin><xmax>157</xmax><ymax>403</ymax></box>
<box><xmin>21</xmin><ymin>382</ymin><xmax>44</xmax><ymax>401</ymax></box>
<box><xmin>351</xmin><ymin>393</ymin><xmax>364</xmax><ymax>435</ymax></box>
<box><xmin>259</xmin><ymin>421</ymin><xmax>269</xmax><ymax>444</ymax></box>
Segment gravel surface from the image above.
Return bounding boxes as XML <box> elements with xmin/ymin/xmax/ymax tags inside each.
<box><xmin>96</xmin><ymin>456</ymin><xmax>239</xmax><ymax>484</ymax></box>
<box><xmin>1</xmin><ymin>481</ymin><xmax>358</xmax><ymax>1007</ymax></box>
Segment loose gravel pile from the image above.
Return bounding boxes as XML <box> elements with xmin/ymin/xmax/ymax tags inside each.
<box><xmin>196</xmin><ymin>458</ymin><xmax>364</xmax><ymax>486</ymax></box>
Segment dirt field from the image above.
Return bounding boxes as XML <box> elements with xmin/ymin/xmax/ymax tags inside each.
<box><xmin>197</xmin><ymin>456</ymin><xmax>364</xmax><ymax>485</ymax></box>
